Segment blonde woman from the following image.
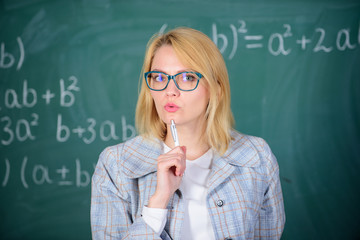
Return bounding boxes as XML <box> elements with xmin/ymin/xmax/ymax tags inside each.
<box><xmin>91</xmin><ymin>27</ymin><xmax>285</xmax><ymax>240</ymax></box>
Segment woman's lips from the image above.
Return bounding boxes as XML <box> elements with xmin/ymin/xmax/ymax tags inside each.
<box><xmin>164</xmin><ymin>103</ymin><xmax>179</xmax><ymax>112</ymax></box>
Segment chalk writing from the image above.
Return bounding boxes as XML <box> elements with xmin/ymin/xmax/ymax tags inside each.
<box><xmin>210</xmin><ymin>20</ymin><xmax>359</xmax><ymax>59</ymax></box>
<box><xmin>296</xmin><ymin>35</ymin><xmax>311</xmax><ymax>50</ymax></box>
<box><xmin>4</xmin><ymin>80</ymin><xmax>37</xmax><ymax>109</ymax></box>
<box><xmin>1</xmin><ymin>113</ymin><xmax>39</xmax><ymax>145</ymax></box>
<box><xmin>1</xmin><ymin>74</ymin><xmax>134</xmax><ymax>145</ymax></box>
<box><xmin>60</xmin><ymin>76</ymin><xmax>80</xmax><ymax>107</ymax></box>
<box><xmin>0</xmin><ymin>37</ymin><xmax>24</xmax><ymax>70</ymax></box>
<box><xmin>1</xmin><ymin>76</ymin><xmax>80</xmax><ymax>109</ymax></box>
<box><xmin>244</xmin><ymin>35</ymin><xmax>263</xmax><ymax>49</ymax></box>
<box><xmin>313</xmin><ymin>28</ymin><xmax>333</xmax><ymax>53</ymax></box>
<box><xmin>56</xmin><ymin>114</ymin><xmax>135</xmax><ymax>144</ymax></box>
<box><xmin>336</xmin><ymin>28</ymin><xmax>357</xmax><ymax>51</ymax></box>
<box><xmin>32</xmin><ymin>162</ymin><xmax>53</xmax><ymax>186</ymax></box>
<box><xmin>42</xmin><ymin>89</ymin><xmax>55</xmax><ymax>105</ymax></box>
<box><xmin>268</xmin><ymin>24</ymin><xmax>292</xmax><ymax>56</ymax></box>
<box><xmin>56</xmin><ymin>165</ymin><xmax>72</xmax><ymax>186</ymax></box>
<box><xmin>1</xmin><ymin>156</ymin><xmax>94</xmax><ymax>188</ymax></box>
<box><xmin>1</xmin><ymin>159</ymin><xmax>10</xmax><ymax>187</ymax></box>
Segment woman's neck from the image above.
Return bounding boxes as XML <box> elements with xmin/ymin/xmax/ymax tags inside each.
<box><xmin>165</xmin><ymin>120</ymin><xmax>210</xmax><ymax>160</ymax></box>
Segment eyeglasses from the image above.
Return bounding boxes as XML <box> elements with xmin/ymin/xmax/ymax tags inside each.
<box><xmin>144</xmin><ymin>71</ymin><xmax>202</xmax><ymax>91</ymax></box>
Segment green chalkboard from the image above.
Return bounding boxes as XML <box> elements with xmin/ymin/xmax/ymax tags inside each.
<box><xmin>1</xmin><ymin>0</ymin><xmax>359</xmax><ymax>239</ymax></box>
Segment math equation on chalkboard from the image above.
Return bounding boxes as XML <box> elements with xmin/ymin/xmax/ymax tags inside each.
<box><xmin>0</xmin><ymin>20</ymin><xmax>359</xmax><ymax>72</ymax></box>
<box><xmin>209</xmin><ymin>20</ymin><xmax>360</xmax><ymax>59</ymax></box>
<box><xmin>0</xmin><ymin>75</ymin><xmax>136</xmax><ymax>146</ymax></box>
<box><xmin>0</xmin><ymin>76</ymin><xmax>135</xmax><ymax>189</ymax></box>
<box><xmin>1</xmin><ymin>157</ymin><xmax>94</xmax><ymax>189</ymax></box>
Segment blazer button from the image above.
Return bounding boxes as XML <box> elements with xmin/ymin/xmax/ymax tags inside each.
<box><xmin>216</xmin><ymin>199</ymin><xmax>224</xmax><ymax>207</ymax></box>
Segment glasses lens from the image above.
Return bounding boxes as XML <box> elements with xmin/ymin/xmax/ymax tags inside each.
<box><xmin>146</xmin><ymin>72</ymin><xmax>168</xmax><ymax>90</ymax></box>
<box><xmin>176</xmin><ymin>72</ymin><xmax>199</xmax><ymax>90</ymax></box>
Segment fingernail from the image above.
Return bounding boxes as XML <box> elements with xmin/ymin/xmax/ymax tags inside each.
<box><xmin>181</xmin><ymin>146</ymin><xmax>186</xmax><ymax>153</ymax></box>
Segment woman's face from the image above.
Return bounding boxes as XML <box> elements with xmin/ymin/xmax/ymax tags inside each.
<box><xmin>150</xmin><ymin>45</ymin><xmax>210</xmax><ymax>128</ymax></box>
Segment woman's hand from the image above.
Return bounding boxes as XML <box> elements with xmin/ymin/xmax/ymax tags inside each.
<box><xmin>148</xmin><ymin>146</ymin><xmax>186</xmax><ymax>209</ymax></box>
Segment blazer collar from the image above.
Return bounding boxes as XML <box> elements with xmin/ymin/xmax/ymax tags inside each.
<box><xmin>120</xmin><ymin>130</ymin><xmax>260</xmax><ymax>179</ymax></box>
<box><xmin>219</xmin><ymin>130</ymin><xmax>261</xmax><ymax>168</ymax></box>
<box><xmin>206</xmin><ymin>131</ymin><xmax>261</xmax><ymax>193</ymax></box>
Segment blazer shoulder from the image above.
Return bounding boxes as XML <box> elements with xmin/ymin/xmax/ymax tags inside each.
<box><xmin>225</xmin><ymin>130</ymin><xmax>277</xmax><ymax>168</ymax></box>
<box><xmin>99</xmin><ymin>135</ymin><xmax>155</xmax><ymax>158</ymax></box>
<box><xmin>99</xmin><ymin>135</ymin><xmax>162</xmax><ymax>179</ymax></box>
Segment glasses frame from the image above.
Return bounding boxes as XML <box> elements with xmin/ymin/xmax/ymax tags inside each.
<box><xmin>144</xmin><ymin>71</ymin><xmax>202</xmax><ymax>91</ymax></box>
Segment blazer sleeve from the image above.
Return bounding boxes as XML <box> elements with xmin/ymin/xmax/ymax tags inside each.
<box><xmin>255</xmin><ymin>143</ymin><xmax>286</xmax><ymax>239</ymax></box>
<box><xmin>90</xmin><ymin>146</ymin><xmax>165</xmax><ymax>240</ymax></box>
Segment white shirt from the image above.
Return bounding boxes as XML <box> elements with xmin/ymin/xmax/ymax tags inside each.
<box><xmin>142</xmin><ymin>143</ymin><xmax>216</xmax><ymax>240</ymax></box>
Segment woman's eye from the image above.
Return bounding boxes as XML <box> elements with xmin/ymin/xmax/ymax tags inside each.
<box><xmin>183</xmin><ymin>74</ymin><xmax>196</xmax><ymax>82</ymax></box>
<box><xmin>153</xmin><ymin>74</ymin><xmax>164</xmax><ymax>82</ymax></box>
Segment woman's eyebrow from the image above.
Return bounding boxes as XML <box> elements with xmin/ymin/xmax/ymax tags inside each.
<box><xmin>150</xmin><ymin>69</ymin><xmax>194</xmax><ymax>74</ymax></box>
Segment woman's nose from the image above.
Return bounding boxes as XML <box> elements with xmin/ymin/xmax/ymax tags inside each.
<box><xmin>165</xmin><ymin>79</ymin><xmax>180</xmax><ymax>96</ymax></box>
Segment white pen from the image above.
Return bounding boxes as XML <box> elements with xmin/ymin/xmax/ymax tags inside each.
<box><xmin>170</xmin><ymin>120</ymin><xmax>180</xmax><ymax>147</ymax></box>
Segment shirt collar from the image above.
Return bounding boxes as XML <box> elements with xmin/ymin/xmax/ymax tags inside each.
<box><xmin>163</xmin><ymin>143</ymin><xmax>213</xmax><ymax>169</ymax></box>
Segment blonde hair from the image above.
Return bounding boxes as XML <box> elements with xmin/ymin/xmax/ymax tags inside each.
<box><xmin>135</xmin><ymin>27</ymin><xmax>234</xmax><ymax>155</ymax></box>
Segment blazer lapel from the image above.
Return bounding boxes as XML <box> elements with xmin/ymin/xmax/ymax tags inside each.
<box><xmin>207</xmin><ymin>131</ymin><xmax>261</xmax><ymax>193</ymax></box>
<box><xmin>207</xmin><ymin>155</ymin><xmax>236</xmax><ymax>194</ymax></box>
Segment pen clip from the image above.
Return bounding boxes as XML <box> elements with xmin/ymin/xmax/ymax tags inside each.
<box><xmin>170</xmin><ymin>120</ymin><xmax>180</xmax><ymax>147</ymax></box>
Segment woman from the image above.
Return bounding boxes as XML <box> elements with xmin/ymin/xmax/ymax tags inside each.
<box><xmin>91</xmin><ymin>27</ymin><xmax>285</xmax><ymax>240</ymax></box>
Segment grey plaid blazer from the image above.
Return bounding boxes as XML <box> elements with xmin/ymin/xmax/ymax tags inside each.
<box><xmin>91</xmin><ymin>130</ymin><xmax>285</xmax><ymax>239</ymax></box>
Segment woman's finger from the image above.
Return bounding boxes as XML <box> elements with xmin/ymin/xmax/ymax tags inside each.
<box><xmin>158</xmin><ymin>156</ymin><xmax>185</xmax><ymax>176</ymax></box>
